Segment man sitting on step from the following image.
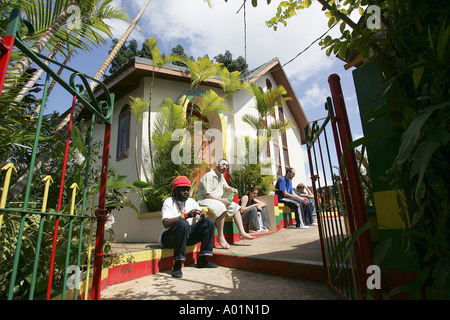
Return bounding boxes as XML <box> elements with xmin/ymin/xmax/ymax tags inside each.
<box><xmin>159</xmin><ymin>176</ymin><xmax>217</xmax><ymax>278</ymax></box>
<box><xmin>275</xmin><ymin>168</ymin><xmax>313</xmax><ymax>228</ymax></box>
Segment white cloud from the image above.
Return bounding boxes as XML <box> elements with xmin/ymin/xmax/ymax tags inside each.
<box><xmin>299</xmin><ymin>83</ymin><xmax>329</xmax><ymax>110</ymax></box>
<box><xmin>103</xmin><ymin>0</ymin><xmax>365</xmax><ymax>137</ymax></box>
<box><xmin>111</xmin><ymin>0</ymin><xmax>342</xmax><ymax>85</ymax></box>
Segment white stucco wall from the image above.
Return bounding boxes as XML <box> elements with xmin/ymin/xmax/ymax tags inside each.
<box><xmin>91</xmin><ymin>69</ymin><xmax>308</xmax><ymax>243</ymax></box>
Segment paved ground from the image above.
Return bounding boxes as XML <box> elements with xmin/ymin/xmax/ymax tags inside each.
<box><xmin>100</xmin><ymin>265</ymin><xmax>339</xmax><ymax>300</ymax></box>
<box><xmin>109</xmin><ymin>224</ymin><xmax>324</xmax><ymax>262</ymax></box>
<box><xmin>102</xmin><ymin>225</ymin><xmax>342</xmax><ymax>300</ymax></box>
<box><xmin>212</xmin><ymin>224</ymin><xmax>324</xmax><ymax>262</ymax></box>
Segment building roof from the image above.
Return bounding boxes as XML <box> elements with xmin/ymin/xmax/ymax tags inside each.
<box><xmin>245</xmin><ymin>58</ymin><xmax>309</xmax><ymax>143</ymax></box>
<box><xmin>94</xmin><ymin>57</ymin><xmax>308</xmax><ymax>143</ymax></box>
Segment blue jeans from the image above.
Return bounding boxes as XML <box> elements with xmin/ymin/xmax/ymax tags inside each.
<box><xmin>307</xmin><ymin>199</ymin><xmax>316</xmax><ymax>219</ymax></box>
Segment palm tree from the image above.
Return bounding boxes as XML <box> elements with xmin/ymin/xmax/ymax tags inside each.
<box><xmin>5</xmin><ymin>0</ymin><xmax>79</xmax><ymax>85</ymax></box>
<box><xmin>8</xmin><ymin>0</ymin><xmax>152</xmax><ymax>200</ymax></box>
<box><xmin>129</xmin><ymin>96</ymin><xmax>150</xmax><ymax>179</ymax></box>
<box><xmin>13</xmin><ymin>0</ymin><xmax>130</xmax><ymax>106</ymax></box>
<box><xmin>218</xmin><ymin>67</ymin><xmax>249</xmax><ymax>98</ymax></box>
<box><xmin>142</xmin><ymin>89</ymin><xmax>229</xmax><ymax>211</ymax></box>
<box><xmin>184</xmin><ymin>57</ymin><xmax>222</xmax><ymax>128</ymax></box>
<box><xmin>242</xmin><ymin>82</ymin><xmax>294</xmax><ymax>163</ymax></box>
<box><xmin>142</xmin><ymin>37</ymin><xmax>184</xmax><ymax>172</ymax></box>
<box><xmin>91</xmin><ymin>0</ymin><xmax>151</xmax><ymax>83</ymax></box>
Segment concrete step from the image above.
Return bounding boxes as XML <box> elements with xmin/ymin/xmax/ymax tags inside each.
<box><xmin>102</xmin><ymin>225</ymin><xmax>342</xmax><ymax>300</ymax></box>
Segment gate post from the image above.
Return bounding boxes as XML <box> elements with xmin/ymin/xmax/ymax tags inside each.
<box><xmin>91</xmin><ymin>123</ymin><xmax>112</xmax><ymax>300</ymax></box>
<box><xmin>0</xmin><ymin>9</ymin><xmax>19</xmax><ymax>99</ymax></box>
<box><xmin>328</xmin><ymin>74</ymin><xmax>380</xmax><ymax>299</ymax></box>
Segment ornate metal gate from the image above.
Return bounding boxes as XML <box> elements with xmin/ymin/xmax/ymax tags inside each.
<box><xmin>305</xmin><ymin>74</ymin><xmax>379</xmax><ymax>299</ymax></box>
<box><xmin>0</xmin><ymin>9</ymin><xmax>114</xmax><ymax>300</ymax></box>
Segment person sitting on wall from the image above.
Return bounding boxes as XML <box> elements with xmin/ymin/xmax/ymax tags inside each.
<box><xmin>275</xmin><ymin>167</ymin><xmax>313</xmax><ymax>228</ymax></box>
<box><xmin>197</xmin><ymin>159</ymin><xmax>255</xmax><ymax>249</ymax></box>
<box><xmin>295</xmin><ymin>183</ymin><xmax>317</xmax><ymax>225</ymax></box>
<box><xmin>239</xmin><ymin>187</ymin><xmax>270</xmax><ymax>233</ymax></box>
<box><xmin>159</xmin><ymin>176</ymin><xmax>217</xmax><ymax>278</ymax></box>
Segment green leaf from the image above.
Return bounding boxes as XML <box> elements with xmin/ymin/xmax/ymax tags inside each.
<box><xmin>398</xmin><ymin>101</ymin><xmax>450</xmax><ymax>164</ymax></box>
<box><xmin>71</xmin><ymin>125</ymin><xmax>88</xmax><ymax>158</ymax></box>
<box><xmin>330</xmin><ymin>221</ymin><xmax>375</xmax><ymax>280</ymax></box>
<box><xmin>410</xmin><ymin>126</ymin><xmax>450</xmax><ymax>202</ymax></box>
<box><xmin>303</xmin><ymin>0</ymin><xmax>312</xmax><ymax>8</ymax></box>
<box><xmin>412</xmin><ymin>67</ymin><xmax>424</xmax><ymax>89</ymax></box>
<box><xmin>338</xmin><ymin>43</ymin><xmax>347</xmax><ymax>59</ymax></box>
<box><xmin>345</xmin><ymin>132</ymin><xmax>387</xmax><ymax>152</ymax></box>
<box><xmin>340</xmin><ymin>21</ymin><xmax>346</xmax><ymax>33</ymax></box>
<box><xmin>428</xmin><ymin>26</ymin><xmax>435</xmax><ymax>51</ymax></box>
<box><xmin>133</xmin><ymin>180</ymin><xmax>151</xmax><ymax>188</ymax></box>
<box><xmin>106</xmin><ymin>201</ymin><xmax>138</xmax><ymax>213</ymax></box>
<box><xmin>436</xmin><ymin>20</ymin><xmax>450</xmax><ymax>62</ymax></box>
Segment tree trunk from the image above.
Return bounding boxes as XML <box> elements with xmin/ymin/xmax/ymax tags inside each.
<box><xmin>7</xmin><ymin>0</ymin><xmax>152</xmax><ymax>200</ymax></box>
<box><xmin>14</xmin><ymin>40</ymin><xmax>64</xmax><ymax>106</ymax></box>
<box><xmin>4</xmin><ymin>0</ymin><xmax>77</xmax><ymax>88</ymax></box>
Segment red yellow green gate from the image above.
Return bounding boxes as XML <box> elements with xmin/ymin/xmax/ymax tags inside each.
<box><xmin>305</xmin><ymin>74</ymin><xmax>381</xmax><ymax>300</ymax></box>
<box><xmin>0</xmin><ymin>9</ymin><xmax>114</xmax><ymax>300</ymax></box>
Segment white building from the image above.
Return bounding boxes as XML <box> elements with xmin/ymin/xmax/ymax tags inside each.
<box><xmin>91</xmin><ymin>57</ymin><xmax>309</xmax><ymax>242</ymax></box>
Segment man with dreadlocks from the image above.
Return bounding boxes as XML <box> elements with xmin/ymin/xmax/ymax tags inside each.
<box><xmin>159</xmin><ymin>176</ymin><xmax>217</xmax><ymax>278</ymax></box>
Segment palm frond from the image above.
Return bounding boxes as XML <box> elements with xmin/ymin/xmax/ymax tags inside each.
<box><xmin>196</xmin><ymin>90</ymin><xmax>231</xmax><ymax>118</ymax></box>
<box><xmin>153</xmin><ymin>97</ymin><xmax>187</xmax><ymax>136</ymax></box>
<box><xmin>242</xmin><ymin>114</ymin><xmax>263</xmax><ymax>130</ymax></box>
<box><xmin>218</xmin><ymin>68</ymin><xmax>247</xmax><ymax>97</ymax></box>
<box><xmin>269</xmin><ymin>118</ymin><xmax>295</xmax><ymax>132</ymax></box>
<box><xmin>185</xmin><ymin>57</ymin><xmax>221</xmax><ymax>88</ymax></box>
<box><xmin>129</xmin><ymin>96</ymin><xmax>149</xmax><ymax>122</ymax></box>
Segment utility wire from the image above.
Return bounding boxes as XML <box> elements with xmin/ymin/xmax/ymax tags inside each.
<box><xmin>243</xmin><ymin>0</ymin><xmax>247</xmax><ymax>63</ymax></box>
<box><xmin>237</xmin><ymin>0</ymin><xmax>337</xmax><ymax>74</ymax></box>
<box><xmin>282</xmin><ymin>23</ymin><xmax>337</xmax><ymax>68</ymax></box>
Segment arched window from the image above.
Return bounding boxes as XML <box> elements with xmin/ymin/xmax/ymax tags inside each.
<box><xmin>116</xmin><ymin>105</ymin><xmax>130</xmax><ymax>160</ymax></box>
<box><xmin>266</xmin><ymin>78</ymin><xmax>273</xmax><ymax>90</ymax></box>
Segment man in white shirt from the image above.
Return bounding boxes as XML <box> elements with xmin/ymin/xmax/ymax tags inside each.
<box><xmin>197</xmin><ymin>159</ymin><xmax>255</xmax><ymax>249</ymax></box>
<box><xmin>159</xmin><ymin>176</ymin><xmax>217</xmax><ymax>278</ymax></box>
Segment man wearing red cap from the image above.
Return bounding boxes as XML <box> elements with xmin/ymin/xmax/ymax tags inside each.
<box><xmin>159</xmin><ymin>176</ymin><xmax>217</xmax><ymax>278</ymax></box>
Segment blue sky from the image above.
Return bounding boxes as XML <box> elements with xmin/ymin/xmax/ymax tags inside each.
<box><xmin>44</xmin><ymin>0</ymin><xmax>365</xmax><ymax>183</ymax></box>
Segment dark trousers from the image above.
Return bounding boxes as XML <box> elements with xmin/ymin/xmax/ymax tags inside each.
<box><xmin>161</xmin><ymin>217</ymin><xmax>215</xmax><ymax>261</ymax></box>
<box><xmin>280</xmin><ymin>198</ymin><xmax>313</xmax><ymax>227</ymax></box>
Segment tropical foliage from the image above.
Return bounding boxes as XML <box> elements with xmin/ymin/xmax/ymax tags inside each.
<box><xmin>248</xmin><ymin>0</ymin><xmax>449</xmax><ymax>299</ymax></box>
<box><xmin>1</xmin><ymin>0</ymin><xmax>134</xmax><ymax>199</ymax></box>
<box><xmin>242</xmin><ymin>82</ymin><xmax>294</xmax><ymax>163</ymax></box>
<box><xmin>0</xmin><ymin>0</ymin><xmax>140</xmax><ymax>300</ymax></box>
<box><xmin>228</xmin><ymin>136</ymin><xmax>275</xmax><ymax>197</ymax></box>
<box><xmin>135</xmin><ymin>88</ymin><xmax>234</xmax><ymax>211</ymax></box>
<box><xmin>0</xmin><ymin>121</ymin><xmax>135</xmax><ymax>299</ymax></box>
